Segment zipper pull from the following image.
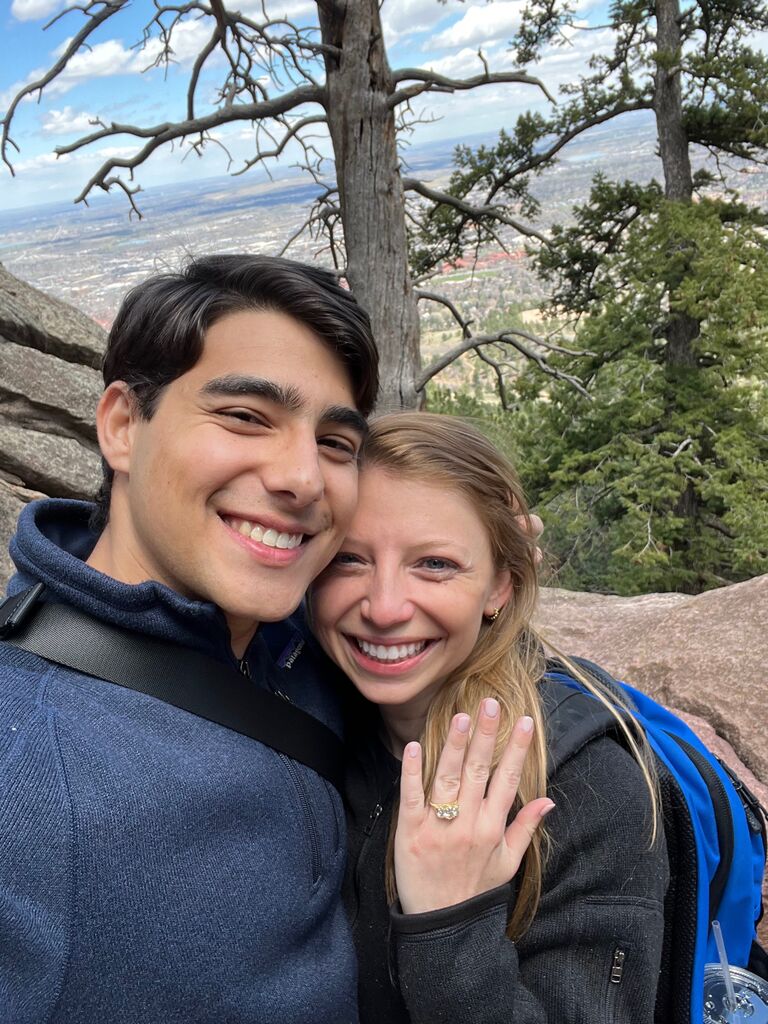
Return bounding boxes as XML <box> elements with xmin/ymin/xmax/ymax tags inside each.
<box><xmin>610</xmin><ymin>948</ymin><xmax>626</xmax><ymax>984</ymax></box>
<box><xmin>238</xmin><ymin>657</ymin><xmax>250</xmax><ymax>678</ymax></box>
<box><xmin>363</xmin><ymin>802</ymin><xmax>384</xmax><ymax>836</ymax></box>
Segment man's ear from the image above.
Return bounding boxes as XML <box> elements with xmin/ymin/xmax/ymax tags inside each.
<box><xmin>95</xmin><ymin>382</ymin><xmax>138</xmax><ymax>474</ymax></box>
<box><xmin>485</xmin><ymin>570</ymin><xmax>513</xmax><ymax>619</ymax></box>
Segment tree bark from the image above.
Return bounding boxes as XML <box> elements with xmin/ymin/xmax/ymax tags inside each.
<box><xmin>654</xmin><ymin>0</ymin><xmax>693</xmax><ymax>204</ymax></box>
<box><xmin>318</xmin><ymin>0</ymin><xmax>422</xmax><ymax>410</ymax></box>
<box><xmin>655</xmin><ymin>0</ymin><xmax>701</xmax><ymax>550</ymax></box>
<box><xmin>654</xmin><ymin>0</ymin><xmax>697</xmax><ymax>372</ymax></box>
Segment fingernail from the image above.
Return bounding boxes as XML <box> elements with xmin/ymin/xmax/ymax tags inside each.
<box><xmin>540</xmin><ymin>801</ymin><xmax>556</xmax><ymax>819</ymax></box>
<box><xmin>405</xmin><ymin>742</ymin><xmax>420</xmax><ymax>758</ymax></box>
<box><xmin>519</xmin><ymin>715</ymin><xmax>534</xmax><ymax>733</ymax></box>
<box><xmin>455</xmin><ymin>714</ymin><xmax>471</xmax><ymax>733</ymax></box>
<box><xmin>484</xmin><ymin>698</ymin><xmax>499</xmax><ymax>718</ymax></box>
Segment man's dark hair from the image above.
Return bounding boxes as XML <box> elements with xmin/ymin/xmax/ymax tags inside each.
<box><xmin>92</xmin><ymin>253</ymin><xmax>379</xmax><ymax>531</ymax></box>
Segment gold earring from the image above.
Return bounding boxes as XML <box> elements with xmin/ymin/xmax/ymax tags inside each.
<box><xmin>486</xmin><ymin>607</ymin><xmax>501</xmax><ymax>622</ymax></box>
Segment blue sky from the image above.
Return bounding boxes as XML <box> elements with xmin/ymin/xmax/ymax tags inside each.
<box><xmin>0</xmin><ymin>0</ymin><xmax>613</xmax><ymax>211</ymax></box>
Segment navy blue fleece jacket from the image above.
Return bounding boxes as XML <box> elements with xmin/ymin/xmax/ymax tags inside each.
<box><xmin>0</xmin><ymin>499</ymin><xmax>356</xmax><ymax>1024</ymax></box>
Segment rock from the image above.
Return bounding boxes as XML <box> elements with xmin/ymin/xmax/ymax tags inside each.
<box><xmin>537</xmin><ymin>581</ymin><xmax>768</xmax><ymax>946</ymax></box>
<box><xmin>0</xmin><ymin>481</ymin><xmax>30</xmax><ymax>585</ymax></box>
<box><xmin>0</xmin><ymin>263</ymin><xmax>106</xmax><ymax>369</ymax></box>
<box><xmin>537</xmin><ymin>580</ymin><xmax>767</xmax><ymax>784</ymax></box>
<box><xmin>0</xmin><ymin>266</ymin><xmax>104</xmax><ymax>573</ymax></box>
<box><xmin>0</xmin><ymin>337</ymin><xmax>102</xmax><ymax>442</ymax></box>
<box><xmin>0</xmin><ymin>423</ymin><xmax>100</xmax><ymax>500</ymax></box>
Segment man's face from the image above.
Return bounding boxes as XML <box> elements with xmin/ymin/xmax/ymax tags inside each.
<box><xmin>100</xmin><ymin>309</ymin><xmax>366</xmax><ymax>642</ymax></box>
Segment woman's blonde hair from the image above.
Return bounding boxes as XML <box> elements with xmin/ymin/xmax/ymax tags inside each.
<box><xmin>362</xmin><ymin>412</ymin><xmax>658</xmax><ymax>939</ymax></box>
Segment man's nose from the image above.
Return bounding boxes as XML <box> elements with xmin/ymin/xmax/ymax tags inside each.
<box><xmin>260</xmin><ymin>431</ymin><xmax>325</xmax><ymax>506</ymax></box>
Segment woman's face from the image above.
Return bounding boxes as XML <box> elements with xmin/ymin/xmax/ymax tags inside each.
<box><xmin>311</xmin><ymin>467</ymin><xmax>512</xmax><ymax>717</ymax></box>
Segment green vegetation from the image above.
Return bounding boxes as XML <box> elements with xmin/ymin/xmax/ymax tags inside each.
<box><xmin>424</xmin><ymin>0</ymin><xmax>768</xmax><ymax>595</ymax></box>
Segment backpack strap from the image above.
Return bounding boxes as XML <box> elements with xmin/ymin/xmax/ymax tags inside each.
<box><xmin>0</xmin><ymin>585</ymin><xmax>344</xmax><ymax>792</ymax></box>
<box><xmin>542</xmin><ymin>655</ymin><xmax>630</xmax><ymax>774</ymax></box>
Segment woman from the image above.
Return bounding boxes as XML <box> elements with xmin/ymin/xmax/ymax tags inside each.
<box><xmin>310</xmin><ymin>412</ymin><xmax>669</xmax><ymax>1024</ymax></box>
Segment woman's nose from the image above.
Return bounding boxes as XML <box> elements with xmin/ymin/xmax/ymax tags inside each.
<box><xmin>360</xmin><ymin>577</ymin><xmax>414</xmax><ymax>629</ymax></box>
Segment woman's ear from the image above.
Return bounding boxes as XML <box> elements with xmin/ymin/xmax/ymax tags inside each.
<box><xmin>95</xmin><ymin>382</ymin><xmax>136</xmax><ymax>475</ymax></box>
<box><xmin>485</xmin><ymin>569</ymin><xmax>513</xmax><ymax>618</ymax></box>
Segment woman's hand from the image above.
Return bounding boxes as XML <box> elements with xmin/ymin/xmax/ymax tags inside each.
<box><xmin>394</xmin><ymin>699</ymin><xmax>555</xmax><ymax>915</ymax></box>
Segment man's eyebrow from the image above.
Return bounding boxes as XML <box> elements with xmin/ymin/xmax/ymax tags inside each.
<box><xmin>200</xmin><ymin>376</ymin><xmax>368</xmax><ymax>436</ymax></box>
<box><xmin>200</xmin><ymin>375</ymin><xmax>302</xmax><ymax>410</ymax></box>
<box><xmin>322</xmin><ymin>405</ymin><xmax>369</xmax><ymax>438</ymax></box>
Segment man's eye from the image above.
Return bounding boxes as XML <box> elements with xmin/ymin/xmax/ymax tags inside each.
<box><xmin>221</xmin><ymin>409</ymin><xmax>266</xmax><ymax>425</ymax></box>
<box><xmin>319</xmin><ymin>436</ymin><xmax>359</xmax><ymax>459</ymax></box>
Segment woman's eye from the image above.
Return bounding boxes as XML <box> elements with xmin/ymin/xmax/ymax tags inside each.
<box><xmin>418</xmin><ymin>557</ymin><xmax>458</xmax><ymax>573</ymax></box>
<box><xmin>332</xmin><ymin>552</ymin><xmax>364</xmax><ymax>567</ymax></box>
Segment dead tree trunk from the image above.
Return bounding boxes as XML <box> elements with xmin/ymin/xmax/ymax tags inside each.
<box><xmin>318</xmin><ymin>0</ymin><xmax>422</xmax><ymax>411</ymax></box>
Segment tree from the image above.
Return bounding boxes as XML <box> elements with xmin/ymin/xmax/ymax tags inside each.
<box><xmin>440</xmin><ymin>0</ymin><xmax>768</xmax><ymax>593</ymax></box>
<box><xmin>2</xmin><ymin>0</ymin><xmax>581</xmax><ymax>410</ymax></box>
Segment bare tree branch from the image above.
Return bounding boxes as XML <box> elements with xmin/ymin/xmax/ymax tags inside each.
<box><xmin>416</xmin><ymin>329</ymin><xmax>591</xmax><ymax>398</ymax></box>
<box><xmin>474</xmin><ymin>345</ymin><xmax>511</xmax><ymax>410</ymax></box>
<box><xmin>415</xmin><ymin>289</ymin><xmax>473</xmax><ymax>337</ymax></box>
<box><xmin>233</xmin><ymin>113</ymin><xmax>328</xmax><ymax>174</ymax></box>
<box><xmin>50</xmin><ymin>84</ymin><xmax>324</xmax><ymax>205</ymax></box>
<box><xmin>403</xmin><ymin>177</ymin><xmax>550</xmax><ymax>245</ymax></box>
<box><xmin>390</xmin><ymin>67</ymin><xmax>556</xmax><ymax>107</ymax></box>
<box><xmin>1</xmin><ymin>0</ymin><xmax>129</xmax><ymax>174</ymax></box>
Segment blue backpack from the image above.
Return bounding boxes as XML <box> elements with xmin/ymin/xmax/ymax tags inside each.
<box><xmin>543</xmin><ymin>657</ymin><xmax>767</xmax><ymax>1024</ymax></box>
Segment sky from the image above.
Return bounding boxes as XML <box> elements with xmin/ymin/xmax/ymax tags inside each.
<box><xmin>0</xmin><ymin>0</ymin><xmax>616</xmax><ymax>211</ymax></box>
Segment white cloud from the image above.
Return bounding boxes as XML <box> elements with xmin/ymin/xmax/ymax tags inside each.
<box><xmin>14</xmin><ymin>18</ymin><xmax>215</xmax><ymax>101</ymax></box>
<box><xmin>382</xmin><ymin>0</ymin><xmax>465</xmax><ymax>46</ymax></box>
<box><xmin>11</xmin><ymin>0</ymin><xmax>62</xmax><ymax>22</ymax></box>
<box><xmin>417</xmin><ymin>45</ymin><xmax>511</xmax><ymax>80</ymax></box>
<box><xmin>260</xmin><ymin>0</ymin><xmax>316</xmax><ymax>18</ymax></box>
<box><xmin>41</xmin><ymin>106</ymin><xmax>99</xmax><ymax>135</ymax></box>
<box><xmin>429</xmin><ymin>1</ymin><xmax>525</xmax><ymax>50</ymax></box>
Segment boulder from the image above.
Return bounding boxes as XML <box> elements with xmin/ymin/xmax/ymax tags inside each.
<box><xmin>0</xmin><ymin>263</ymin><xmax>106</xmax><ymax>368</ymax></box>
<box><xmin>0</xmin><ymin>336</ymin><xmax>102</xmax><ymax>441</ymax></box>
<box><xmin>537</xmin><ymin>579</ymin><xmax>767</xmax><ymax>785</ymax></box>
<box><xmin>538</xmin><ymin>581</ymin><xmax>768</xmax><ymax>946</ymax></box>
<box><xmin>0</xmin><ymin>264</ymin><xmax>104</xmax><ymax>567</ymax></box>
<box><xmin>0</xmin><ymin>423</ymin><xmax>100</xmax><ymax>500</ymax></box>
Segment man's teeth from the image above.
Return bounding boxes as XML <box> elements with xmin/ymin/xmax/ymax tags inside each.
<box><xmin>229</xmin><ymin>517</ymin><xmax>303</xmax><ymax>549</ymax></box>
<box><xmin>357</xmin><ymin>639</ymin><xmax>428</xmax><ymax>662</ymax></box>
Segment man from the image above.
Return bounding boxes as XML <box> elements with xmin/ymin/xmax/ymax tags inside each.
<box><xmin>0</xmin><ymin>254</ymin><xmax>378</xmax><ymax>1023</ymax></box>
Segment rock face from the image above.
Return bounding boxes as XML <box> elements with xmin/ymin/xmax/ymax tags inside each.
<box><xmin>538</xmin><ymin>581</ymin><xmax>768</xmax><ymax>946</ymax></box>
<box><xmin>0</xmin><ymin>263</ymin><xmax>104</xmax><ymax>549</ymax></box>
<box><xmin>537</xmin><ymin>580</ymin><xmax>767</xmax><ymax>786</ymax></box>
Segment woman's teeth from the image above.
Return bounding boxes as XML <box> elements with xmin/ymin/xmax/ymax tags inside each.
<box><xmin>356</xmin><ymin>639</ymin><xmax>428</xmax><ymax>662</ymax></box>
<box><xmin>227</xmin><ymin>516</ymin><xmax>303</xmax><ymax>549</ymax></box>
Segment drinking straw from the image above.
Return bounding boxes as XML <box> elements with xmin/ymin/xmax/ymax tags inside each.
<box><xmin>712</xmin><ymin>920</ymin><xmax>738</xmax><ymax>1020</ymax></box>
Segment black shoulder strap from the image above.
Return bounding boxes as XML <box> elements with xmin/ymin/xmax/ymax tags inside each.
<box><xmin>0</xmin><ymin>585</ymin><xmax>344</xmax><ymax>792</ymax></box>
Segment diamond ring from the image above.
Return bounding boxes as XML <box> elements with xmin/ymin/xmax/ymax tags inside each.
<box><xmin>429</xmin><ymin>800</ymin><xmax>460</xmax><ymax>821</ymax></box>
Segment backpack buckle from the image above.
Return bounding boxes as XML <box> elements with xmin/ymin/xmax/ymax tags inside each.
<box><xmin>0</xmin><ymin>583</ymin><xmax>45</xmax><ymax>639</ymax></box>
